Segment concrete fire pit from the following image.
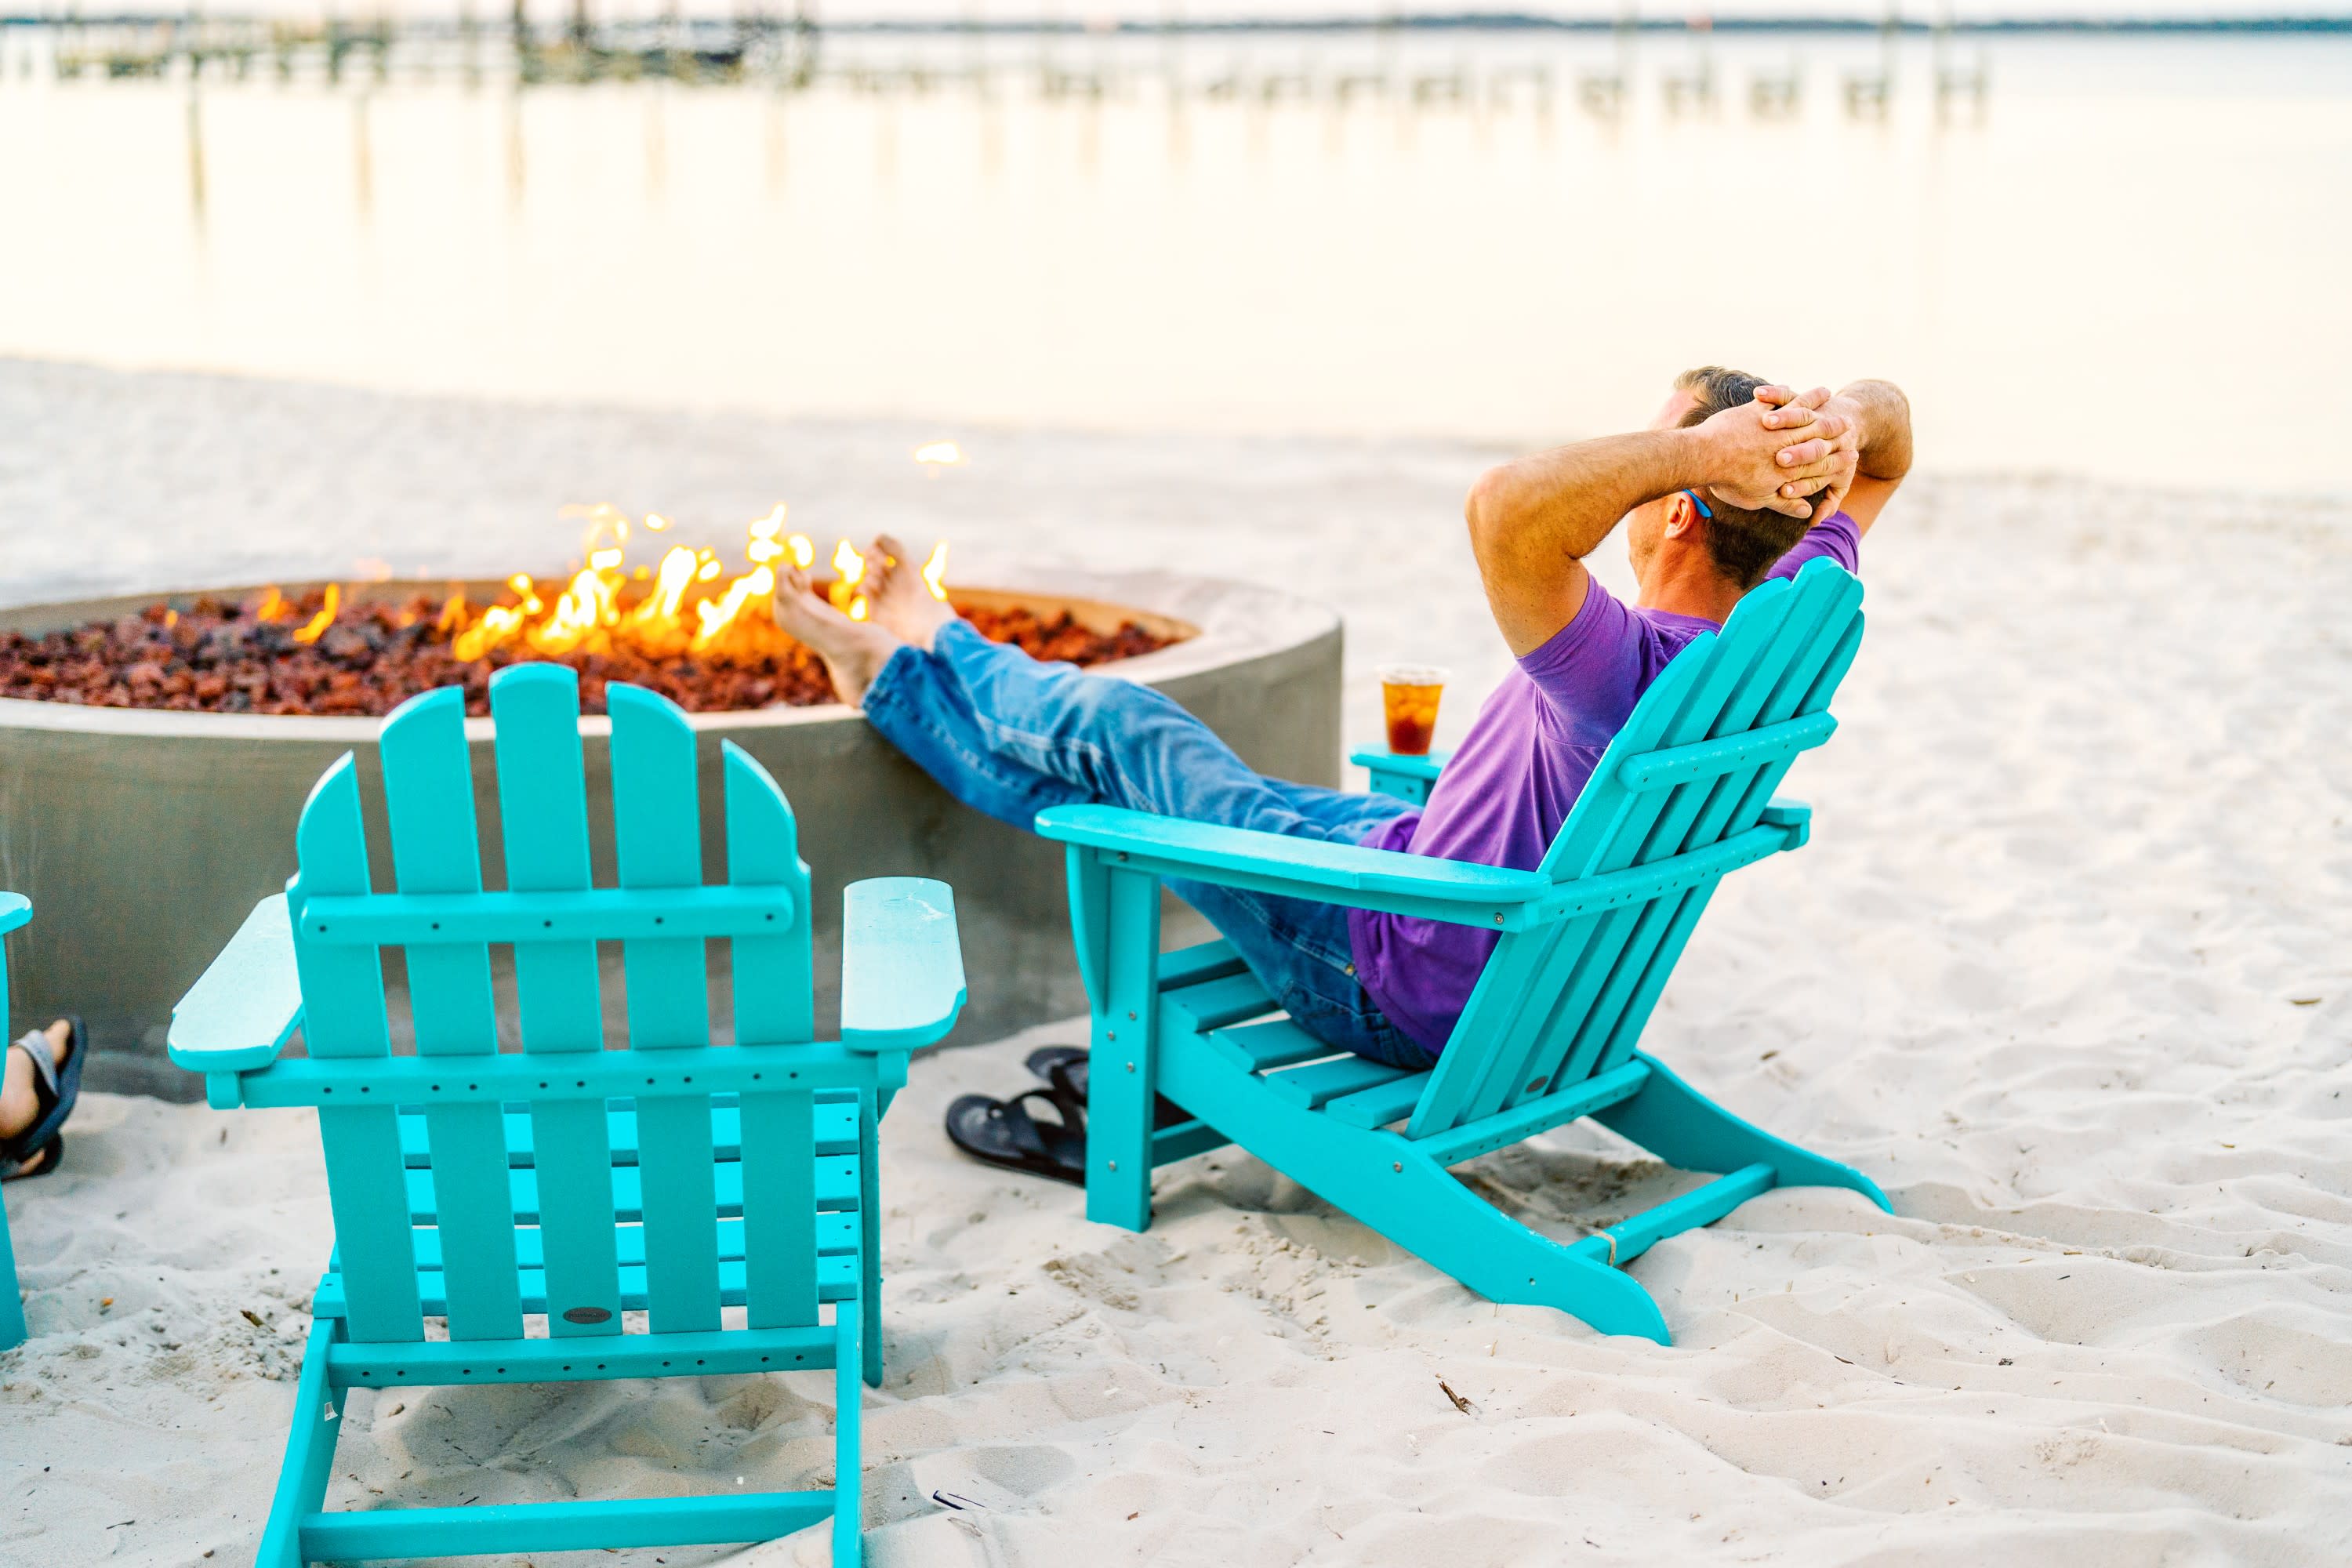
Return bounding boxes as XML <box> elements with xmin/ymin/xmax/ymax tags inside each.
<box><xmin>0</xmin><ymin>568</ymin><xmax>1341</xmax><ymax>1099</ymax></box>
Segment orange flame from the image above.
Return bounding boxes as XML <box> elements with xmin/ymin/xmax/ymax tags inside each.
<box><xmin>408</xmin><ymin>511</ymin><xmax>951</xmax><ymax>670</ymax></box>
<box><xmin>828</xmin><ymin>539</ymin><xmax>868</xmax><ymax>619</ymax></box>
<box><xmin>292</xmin><ymin>584</ymin><xmax>340</xmax><ymax>644</ymax></box>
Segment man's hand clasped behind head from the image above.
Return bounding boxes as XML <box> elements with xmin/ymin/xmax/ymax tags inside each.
<box><xmin>1693</xmin><ymin>385</ymin><xmax>1856</xmax><ymax>521</ymax></box>
<box><xmin>1461</xmin><ymin>368</ymin><xmax>1911</xmax><ymax>657</ymax></box>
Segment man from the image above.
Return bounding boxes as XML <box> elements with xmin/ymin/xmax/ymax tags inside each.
<box><xmin>772</xmin><ymin>369</ymin><xmax>1911</xmax><ymax>1074</ymax></box>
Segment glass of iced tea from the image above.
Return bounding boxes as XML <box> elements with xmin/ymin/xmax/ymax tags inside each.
<box><xmin>1378</xmin><ymin>663</ymin><xmax>1448</xmax><ymax>756</ymax></box>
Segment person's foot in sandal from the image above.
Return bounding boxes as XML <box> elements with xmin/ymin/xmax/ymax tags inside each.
<box><xmin>2</xmin><ymin>1016</ymin><xmax>82</xmax><ymax>1180</ymax></box>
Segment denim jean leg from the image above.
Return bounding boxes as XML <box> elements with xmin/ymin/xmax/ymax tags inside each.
<box><xmin>860</xmin><ymin>643</ymin><xmax>1087</xmax><ymax>829</ymax></box>
<box><xmin>1167</xmin><ymin>877</ymin><xmax>1434</xmax><ymax>1071</ymax></box>
<box><xmin>925</xmin><ymin>620</ymin><xmax>1370</xmax><ymax>842</ymax></box>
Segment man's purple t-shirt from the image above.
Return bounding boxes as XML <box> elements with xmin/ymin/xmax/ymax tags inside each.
<box><xmin>1347</xmin><ymin>514</ymin><xmax>1863</xmax><ymax>1054</ymax></box>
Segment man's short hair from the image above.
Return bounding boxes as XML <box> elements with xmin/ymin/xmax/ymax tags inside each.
<box><xmin>1672</xmin><ymin>365</ymin><xmax>1813</xmax><ymax>590</ymax></box>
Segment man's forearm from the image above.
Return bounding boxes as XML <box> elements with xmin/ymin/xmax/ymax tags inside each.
<box><xmin>1465</xmin><ymin>427</ymin><xmax>1704</xmax><ymax>569</ymax></box>
<box><xmin>1838</xmin><ymin>379</ymin><xmax>1913</xmax><ymax>481</ymax></box>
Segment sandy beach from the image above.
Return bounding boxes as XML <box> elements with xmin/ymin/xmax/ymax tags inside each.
<box><xmin>4</xmin><ymin>359</ymin><xmax>2352</xmax><ymax>1565</ymax></box>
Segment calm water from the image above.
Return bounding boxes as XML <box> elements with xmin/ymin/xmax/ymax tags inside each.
<box><xmin>4</xmin><ymin>32</ymin><xmax>2348</xmax><ymax>493</ymax></box>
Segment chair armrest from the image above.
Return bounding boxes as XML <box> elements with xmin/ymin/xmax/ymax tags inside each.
<box><xmin>0</xmin><ymin>891</ymin><xmax>28</xmax><ymax>937</ymax></box>
<box><xmin>1759</xmin><ymin>796</ymin><xmax>1811</xmax><ymax>848</ymax></box>
<box><xmin>840</xmin><ymin>878</ymin><xmax>966</xmax><ymax>1053</ymax></box>
<box><xmin>1351</xmin><ymin>748</ymin><xmax>1451</xmax><ymax>805</ymax></box>
<box><xmin>168</xmin><ymin>894</ymin><xmax>305</xmax><ymax>1074</ymax></box>
<box><xmin>1034</xmin><ymin>804</ymin><xmax>1549</xmax><ymax>925</ymax></box>
<box><xmin>1349</xmin><ymin>747</ymin><xmax>1451</xmax><ymax>783</ymax></box>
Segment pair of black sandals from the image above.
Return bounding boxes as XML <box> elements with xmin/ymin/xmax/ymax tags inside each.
<box><xmin>944</xmin><ymin>1045</ymin><xmax>1189</xmax><ymax>1186</ymax></box>
<box><xmin>2</xmin><ymin>1015</ymin><xmax>85</xmax><ymax>1182</ymax></box>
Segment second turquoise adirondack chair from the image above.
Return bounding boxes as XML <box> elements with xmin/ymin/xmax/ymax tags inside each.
<box><xmin>1036</xmin><ymin>558</ymin><xmax>1889</xmax><ymax>1344</ymax></box>
<box><xmin>2</xmin><ymin>891</ymin><xmax>31</xmax><ymax>1351</ymax></box>
<box><xmin>168</xmin><ymin>664</ymin><xmax>966</xmax><ymax>1566</ymax></box>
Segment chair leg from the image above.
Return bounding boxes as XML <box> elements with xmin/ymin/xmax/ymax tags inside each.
<box><xmin>1596</xmin><ymin>1051</ymin><xmax>1892</xmax><ymax>1213</ymax></box>
<box><xmin>1374</xmin><ymin>1152</ymin><xmax>1674</xmax><ymax>1343</ymax></box>
<box><xmin>257</xmin><ymin>1314</ymin><xmax>347</xmax><ymax>1568</ymax></box>
<box><xmin>1083</xmin><ymin>866</ymin><xmax>1162</xmax><ymax>1234</ymax></box>
<box><xmin>1158</xmin><ymin>1039</ymin><xmax>1672</xmax><ymax>1342</ymax></box>
<box><xmin>0</xmin><ymin>1196</ymin><xmax>26</xmax><ymax>1352</ymax></box>
<box><xmin>857</xmin><ymin>1091</ymin><xmax>884</xmax><ymax>1388</ymax></box>
<box><xmin>831</xmin><ymin>1308</ymin><xmax>863</xmax><ymax>1568</ymax></box>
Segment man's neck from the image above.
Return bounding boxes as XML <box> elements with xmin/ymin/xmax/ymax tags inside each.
<box><xmin>1634</xmin><ymin>547</ymin><xmax>1746</xmax><ymax>625</ymax></box>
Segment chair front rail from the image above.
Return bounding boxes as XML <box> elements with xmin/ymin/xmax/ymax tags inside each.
<box><xmin>219</xmin><ymin>1041</ymin><xmax>903</xmax><ymax>1111</ymax></box>
<box><xmin>300</xmin><ymin>1490</ymin><xmax>835</xmax><ymax>1562</ymax></box>
<box><xmin>297</xmin><ymin>884</ymin><xmax>799</xmax><ymax>948</ymax></box>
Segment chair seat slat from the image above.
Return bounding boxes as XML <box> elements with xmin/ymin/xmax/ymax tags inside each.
<box><xmin>1202</xmin><ymin>1020</ymin><xmax>1340</xmax><ymax>1075</ymax></box>
<box><xmin>1162</xmin><ymin>971</ymin><xmax>1282</xmax><ymax>1034</ymax></box>
<box><xmin>1261</xmin><ymin>1055</ymin><xmax>1414</xmax><ymax>1112</ymax></box>
<box><xmin>1158</xmin><ymin>940</ymin><xmax>1250</xmax><ymax>991</ymax></box>
<box><xmin>1319</xmin><ymin>1072</ymin><xmax>1434</xmax><ymax>1130</ymax></box>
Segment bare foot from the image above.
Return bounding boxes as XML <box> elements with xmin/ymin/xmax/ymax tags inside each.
<box><xmin>1</xmin><ymin>1018</ymin><xmax>73</xmax><ymax>1177</ymax></box>
<box><xmin>771</xmin><ymin>567</ymin><xmax>905</xmax><ymax>707</ymax></box>
<box><xmin>866</xmin><ymin>535</ymin><xmax>959</xmax><ymax>653</ymax></box>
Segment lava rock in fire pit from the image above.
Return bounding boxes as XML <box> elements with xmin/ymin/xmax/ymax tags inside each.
<box><xmin>0</xmin><ymin>589</ymin><xmax>1181</xmax><ymax>718</ymax></box>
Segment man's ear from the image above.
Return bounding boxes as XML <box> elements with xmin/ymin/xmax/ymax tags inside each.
<box><xmin>1663</xmin><ymin>492</ymin><xmax>1700</xmax><ymax>540</ymax></box>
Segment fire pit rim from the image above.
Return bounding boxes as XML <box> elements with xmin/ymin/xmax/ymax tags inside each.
<box><xmin>0</xmin><ymin>565</ymin><xmax>1338</xmax><ymax>738</ymax></box>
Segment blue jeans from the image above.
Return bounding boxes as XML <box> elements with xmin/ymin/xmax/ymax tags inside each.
<box><xmin>862</xmin><ymin>621</ymin><xmax>1432</xmax><ymax>1069</ymax></box>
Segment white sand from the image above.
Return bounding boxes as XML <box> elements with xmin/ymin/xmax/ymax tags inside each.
<box><xmin>5</xmin><ymin>360</ymin><xmax>2352</xmax><ymax>1565</ymax></box>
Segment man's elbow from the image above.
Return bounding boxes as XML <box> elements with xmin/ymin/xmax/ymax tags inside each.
<box><xmin>1464</xmin><ymin>466</ymin><xmax>1518</xmax><ymax>558</ymax></box>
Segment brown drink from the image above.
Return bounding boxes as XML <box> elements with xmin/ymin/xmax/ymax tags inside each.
<box><xmin>1378</xmin><ymin>663</ymin><xmax>1447</xmax><ymax>756</ymax></box>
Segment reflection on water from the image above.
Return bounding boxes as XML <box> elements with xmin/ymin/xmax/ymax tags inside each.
<box><xmin>2</xmin><ymin>31</ymin><xmax>2347</xmax><ymax>493</ymax></box>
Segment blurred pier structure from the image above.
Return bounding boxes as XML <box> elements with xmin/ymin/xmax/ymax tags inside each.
<box><xmin>0</xmin><ymin>12</ymin><xmax>1994</xmax><ymax>124</ymax></box>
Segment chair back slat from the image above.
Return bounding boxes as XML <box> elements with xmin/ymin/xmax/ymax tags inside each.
<box><xmin>724</xmin><ymin>742</ymin><xmax>814</xmax><ymax>1045</ymax></box>
<box><xmin>1403</xmin><ymin>563</ymin><xmax>1866</xmax><ymax>1144</ymax></box>
<box><xmin>1586</xmin><ymin>566</ymin><xmax>1866</xmax><ymax>1075</ymax></box>
<box><xmin>608</xmin><ymin>686</ymin><xmax>724</xmax><ymax>1334</ymax></box>
<box><xmin>290</xmin><ymin>757</ymin><xmax>422</xmax><ymax>1342</ymax></box>
<box><xmin>490</xmin><ymin>666</ymin><xmax>622</xmax><ymax>1338</ymax></box>
<box><xmin>1403</xmin><ymin>647</ymin><xmax>1716</xmax><ymax>1139</ymax></box>
<box><xmin>379</xmin><ymin>689</ymin><xmax>524</xmax><ymax>1342</ymax></box>
<box><xmin>723</xmin><ymin>742</ymin><xmax>822</xmax><ymax>1328</ymax></box>
<box><xmin>1468</xmin><ymin>582</ymin><xmax>1796</xmax><ymax>1123</ymax></box>
<box><xmin>1526</xmin><ymin>579</ymin><xmax>1812</xmax><ymax>1097</ymax></box>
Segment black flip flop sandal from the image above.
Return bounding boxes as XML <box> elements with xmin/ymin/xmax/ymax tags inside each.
<box><xmin>2</xmin><ymin>1013</ymin><xmax>85</xmax><ymax>1182</ymax></box>
<box><xmin>1036</xmin><ymin>1050</ymin><xmax>1191</xmax><ymax>1132</ymax></box>
<box><xmin>944</xmin><ymin>1089</ymin><xmax>1087</xmax><ymax>1186</ymax></box>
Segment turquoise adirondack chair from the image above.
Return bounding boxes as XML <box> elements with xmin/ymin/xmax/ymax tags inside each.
<box><xmin>2</xmin><ymin>891</ymin><xmax>31</xmax><ymax>1350</ymax></box>
<box><xmin>167</xmin><ymin>664</ymin><xmax>965</xmax><ymax>1566</ymax></box>
<box><xmin>1035</xmin><ymin>558</ymin><xmax>1889</xmax><ymax>1343</ymax></box>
